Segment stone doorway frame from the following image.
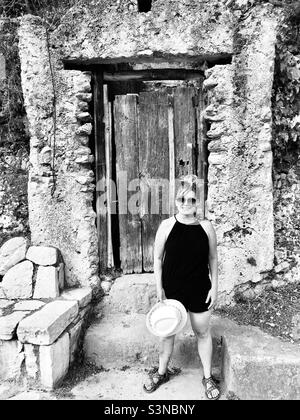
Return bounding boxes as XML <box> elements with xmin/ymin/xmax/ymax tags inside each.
<box><xmin>18</xmin><ymin>7</ymin><xmax>278</xmax><ymax>304</ymax></box>
<box><xmin>91</xmin><ymin>66</ymin><xmax>208</xmax><ymax>273</ymax></box>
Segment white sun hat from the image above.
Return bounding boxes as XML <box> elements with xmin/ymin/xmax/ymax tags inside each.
<box><xmin>146</xmin><ymin>299</ymin><xmax>188</xmax><ymax>337</ymax></box>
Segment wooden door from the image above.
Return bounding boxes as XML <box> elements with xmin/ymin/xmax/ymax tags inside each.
<box><xmin>112</xmin><ymin>84</ymin><xmax>206</xmax><ymax>274</ymax></box>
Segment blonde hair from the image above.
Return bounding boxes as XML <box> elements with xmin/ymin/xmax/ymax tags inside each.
<box><xmin>176</xmin><ymin>174</ymin><xmax>199</xmax><ymax>199</ymax></box>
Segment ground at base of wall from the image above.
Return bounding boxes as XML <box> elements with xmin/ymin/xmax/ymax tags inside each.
<box><xmin>216</xmin><ymin>282</ymin><xmax>300</xmax><ymax>344</ymax></box>
<box><xmin>2</xmin><ymin>364</ymin><xmax>228</xmax><ymax>401</ymax></box>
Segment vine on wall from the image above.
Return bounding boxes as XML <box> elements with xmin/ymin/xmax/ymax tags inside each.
<box><xmin>0</xmin><ymin>19</ymin><xmax>27</xmax><ymax>152</ymax></box>
<box><xmin>0</xmin><ymin>19</ymin><xmax>30</xmax><ymax>246</ymax></box>
<box><xmin>224</xmin><ymin>1</ymin><xmax>300</xmax><ymax>170</ymax></box>
<box><xmin>272</xmin><ymin>6</ymin><xmax>300</xmax><ymax>171</ymax></box>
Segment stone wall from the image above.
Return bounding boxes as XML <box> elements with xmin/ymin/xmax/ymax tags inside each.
<box><xmin>273</xmin><ymin>167</ymin><xmax>300</xmax><ymax>287</ymax></box>
<box><xmin>53</xmin><ymin>0</ymin><xmax>233</xmax><ymax>62</ymax></box>
<box><xmin>271</xmin><ymin>21</ymin><xmax>300</xmax><ymax>289</ymax></box>
<box><xmin>0</xmin><ymin>19</ymin><xmax>29</xmax><ymax>248</ymax></box>
<box><xmin>204</xmin><ymin>5</ymin><xmax>279</xmax><ymax>303</ymax></box>
<box><xmin>18</xmin><ymin>17</ymin><xmax>100</xmax><ymax>291</ymax></box>
<box><xmin>0</xmin><ymin>237</ymin><xmax>92</xmax><ymax>389</ymax></box>
<box><xmin>15</xmin><ymin>0</ymin><xmax>292</xmax><ymax>304</ymax></box>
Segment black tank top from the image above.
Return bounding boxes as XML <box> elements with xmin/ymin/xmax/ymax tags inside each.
<box><xmin>162</xmin><ymin>215</ymin><xmax>211</xmax><ymax>295</ymax></box>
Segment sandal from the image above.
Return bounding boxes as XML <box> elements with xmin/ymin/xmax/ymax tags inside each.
<box><xmin>148</xmin><ymin>365</ymin><xmax>181</xmax><ymax>377</ymax></box>
<box><xmin>202</xmin><ymin>376</ymin><xmax>220</xmax><ymax>400</ymax></box>
<box><xmin>143</xmin><ymin>370</ymin><xmax>170</xmax><ymax>393</ymax></box>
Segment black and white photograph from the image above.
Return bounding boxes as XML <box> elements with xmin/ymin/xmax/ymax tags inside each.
<box><xmin>0</xmin><ymin>0</ymin><xmax>299</xmax><ymax>404</ymax></box>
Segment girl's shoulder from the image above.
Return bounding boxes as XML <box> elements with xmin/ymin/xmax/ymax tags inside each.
<box><xmin>199</xmin><ymin>218</ymin><xmax>215</xmax><ymax>234</ymax></box>
<box><xmin>157</xmin><ymin>216</ymin><xmax>176</xmax><ymax>240</ymax></box>
<box><xmin>200</xmin><ymin>218</ymin><xmax>212</xmax><ymax>226</ymax></box>
<box><xmin>160</xmin><ymin>216</ymin><xmax>176</xmax><ymax>230</ymax></box>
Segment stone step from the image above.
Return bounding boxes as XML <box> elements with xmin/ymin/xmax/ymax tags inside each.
<box><xmin>6</xmin><ymin>367</ymin><xmax>226</xmax><ymax>400</ymax></box>
<box><xmin>60</xmin><ymin>367</ymin><xmax>220</xmax><ymax>401</ymax></box>
<box><xmin>83</xmin><ymin>313</ymin><xmax>223</xmax><ymax>371</ymax></box>
<box><xmin>84</xmin><ymin>312</ymin><xmax>300</xmax><ymax>400</ymax></box>
<box><xmin>221</xmin><ymin>321</ymin><xmax>300</xmax><ymax>400</ymax></box>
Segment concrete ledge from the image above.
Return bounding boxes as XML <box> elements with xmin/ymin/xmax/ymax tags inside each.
<box><xmin>83</xmin><ymin>313</ymin><xmax>222</xmax><ymax>371</ymax></box>
<box><xmin>220</xmin><ymin>320</ymin><xmax>300</xmax><ymax>400</ymax></box>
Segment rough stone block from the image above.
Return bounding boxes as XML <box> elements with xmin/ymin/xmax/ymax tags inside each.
<box><xmin>14</xmin><ymin>300</ymin><xmax>45</xmax><ymax>311</ymax></box>
<box><xmin>1</xmin><ymin>261</ymin><xmax>33</xmax><ymax>299</ymax></box>
<box><xmin>75</xmin><ymin>92</ymin><xmax>92</xmax><ymax>102</ymax></box>
<box><xmin>40</xmin><ymin>146</ymin><xmax>52</xmax><ymax>165</ymax></box>
<box><xmin>60</xmin><ymin>287</ymin><xmax>92</xmax><ymax>308</ymax></box>
<box><xmin>77</xmin><ymin>135</ymin><xmax>90</xmax><ymax>146</ymax></box>
<box><xmin>76</xmin><ymin>112</ymin><xmax>92</xmax><ymax>122</ymax></box>
<box><xmin>76</xmin><ymin>146</ymin><xmax>91</xmax><ymax>156</ymax></box>
<box><xmin>221</xmin><ymin>323</ymin><xmax>300</xmax><ymax>400</ymax></box>
<box><xmin>26</xmin><ymin>246</ymin><xmax>58</xmax><ymax>266</ymax></box>
<box><xmin>0</xmin><ymin>299</ymin><xmax>15</xmax><ymax>315</ymax></box>
<box><xmin>275</xmin><ymin>261</ymin><xmax>290</xmax><ymax>273</ymax></box>
<box><xmin>75</xmin><ymin>123</ymin><xmax>92</xmax><ymax>136</ymax></box>
<box><xmin>75</xmin><ymin>155</ymin><xmax>90</xmax><ymax>164</ymax></box>
<box><xmin>0</xmin><ymin>311</ymin><xmax>30</xmax><ymax>340</ymax></box>
<box><xmin>0</xmin><ymin>340</ymin><xmax>24</xmax><ymax>381</ymax></box>
<box><xmin>33</xmin><ymin>266</ymin><xmax>59</xmax><ymax>299</ymax></box>
<box><xmin>17</xmin><ymin>300</ymin><xmax>79</xmax><ymax>345</ymax></box>
<box><xmin>24</xmin><ymin>344</ymin><xmax>39</xmax><ymax>382</ymax></box>
<box><xmin>75</xmin><ymin>75</ymin><xmax>91</xmax><ymax>93</ymax></box>
<box><xmin>39</xmin><ymin>332</ymin><xmax>70</xmax><ymax>389</ymax></box>
<box><xmin>77</xmin><ymin>101</ymin><xmax>89</xmax><ymax>111</ymax></box>
<box><xmin>75</xmin><ymin>175</ymin><xmax>94</xmax><ymax>185</ymax></box>
<box><xmin>0</xmin><ymin>237</ymin><xmax>28</xmax><ymax>276</ymax></box>
<box><xmin>101</xmin><ymin>280</ymin><xmax>112</xmax><ymax>294</ymax></box>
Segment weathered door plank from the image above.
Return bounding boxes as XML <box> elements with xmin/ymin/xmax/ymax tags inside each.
<box><xmin>93</xmin><ymin>72</ymin><xmax>107</xmax><ymax>271</ymax></box>
<box><xmin>196</xmin><ymin>84</ymin><xmax>207</xmax><ymax>220</ymax></box>
<box><xmin>138</xmin><ymin>91</ymin><xmax>169</xmax><ymax>271</ymax></box>
<box><xmin>173</xmin><ymin>86</ymin><xmax>197</xmax><ymax>178</ymax></box>
<box><xmin>114</xmin><ymin>94</ymin><xmax>142</xmax><ymax>273</ymax></box>
<box><xmin>168</xmin><ymin>94</ymin><xmax>176</xmax><ymax>216</ymax></box>
<box><xmin>103</xmin><ymin>85</ymin><xmax>114</xmax><ymax>267</ymax></box>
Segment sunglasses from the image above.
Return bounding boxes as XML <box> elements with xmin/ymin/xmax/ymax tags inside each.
<box><xmin>176</xmin><ymin>196</ymin><xmax>197</xmax><ymax>205</ymax></box>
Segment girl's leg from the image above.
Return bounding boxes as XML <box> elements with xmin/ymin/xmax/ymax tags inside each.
<box><xmin>143</xmin><ymin>335</ymin><xmax>175</xmax><ymax>392</ymax></box>
<box><xmin>189</xmin><ymin>310</ymin><xmax>219</xmax><ymax>399</ymax></box>
<box><xmin>158</xmin><ymin>334</ymin><xmax>175</xmax><ymax>374</ymax></box>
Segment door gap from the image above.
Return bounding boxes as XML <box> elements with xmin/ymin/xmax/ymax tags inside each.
<box><xmin>110</xmin><ymin>93</ymin><xmax>121</xmax><ymax>269</ymax></box>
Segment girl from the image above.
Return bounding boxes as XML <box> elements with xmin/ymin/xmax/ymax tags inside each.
<box><xmin>143</xmin><ymin>174</ymin><xmax>220</xmax><ymax>400</ymax></box>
